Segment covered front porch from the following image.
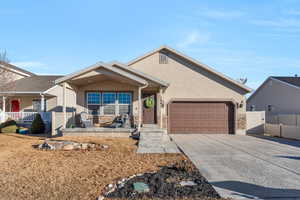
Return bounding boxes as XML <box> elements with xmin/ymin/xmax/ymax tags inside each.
<box><xmin>0</xmin><ymin>93</ymin><xmax>53</xmax><ymax>123</ymax></box>
<box><xmin>55</xmin><ymin>61</ymin><xmax>168</xmax><ymax>134</ymax></box>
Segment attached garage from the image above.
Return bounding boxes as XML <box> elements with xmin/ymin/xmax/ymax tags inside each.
<box><xmin>168</xmin><ymin>101</ymin><xmax>235</xmax><ymax>134</ymax></box>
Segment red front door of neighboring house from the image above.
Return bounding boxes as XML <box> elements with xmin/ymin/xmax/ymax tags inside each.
<box><xmin>11</xmin><ymin>100</ymin><xmax>20</xmax><ymax>112</ymax></box>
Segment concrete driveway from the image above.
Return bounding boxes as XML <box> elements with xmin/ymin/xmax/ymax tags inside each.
<box><xmin>171</xmin><ymin>134</ymin><xmax>300</xmax><ymax>200</ymax></box>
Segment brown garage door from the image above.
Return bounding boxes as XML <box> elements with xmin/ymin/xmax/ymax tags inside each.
<box><xmin>169</xmin><ymin>102</ymin><xmax>234</xmax><ymax>134</ymax></box>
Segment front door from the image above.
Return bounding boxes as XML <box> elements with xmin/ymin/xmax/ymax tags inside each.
<box><xmin>142</xmin><ymin>93</ymin><xmax>156</xmax><ymax>124</ymax></box>
<box><xmin>11</xmin><ymin>100</ymin><xmax>20</xmax><ymax>112</ymax></box>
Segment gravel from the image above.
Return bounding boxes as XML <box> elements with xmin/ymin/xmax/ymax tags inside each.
<box><xmin>105</xmin><ymin>161</ymin><xmax>220</xmax><ymax>200</ymax></box>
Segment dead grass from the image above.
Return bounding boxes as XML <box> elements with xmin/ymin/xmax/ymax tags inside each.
<box><xmin>0</xmin><ymin>133</ymin><xmax>185</xmax><ymax>200</ymax></box>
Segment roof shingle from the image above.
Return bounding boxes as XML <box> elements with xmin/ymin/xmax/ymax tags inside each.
<box><xmin>0</xmin><ymin>75</ymin><xmax>63</xmax><ymax>93</ymax></box>
<box><xmin>0</xmin><ymin>61</ymin><xmax>36</xmax><ymax>76</ymax></box>
<box><xmin>272</xmin><ymin>76</ymin><xmax>300</xmax><ymax>88</ymax></box>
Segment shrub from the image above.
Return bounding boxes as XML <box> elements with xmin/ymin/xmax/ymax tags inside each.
<box><xmin>30</xmin><ymin>113</ymin><xmax>45</xmax><ymax>134</ymax></box>
<box><xmin>1</xmin><ymin>125</ymin><xmax>18</xmax><ymax>133</ymax></box>
<box><xmin>0</xmin><ymin>119</ymin><xmax>18</xmax><ymax>133</ymax></box>
<box><xmin>0</xmin><ymin>119</ymin><xmax>17</xmax><ymax>129</ymax></box>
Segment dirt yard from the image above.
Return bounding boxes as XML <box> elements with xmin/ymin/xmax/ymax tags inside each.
<box><xmin>0</xmin><ymin>133</ymin><xmax>185</xmax><ymax>200</ymax></box>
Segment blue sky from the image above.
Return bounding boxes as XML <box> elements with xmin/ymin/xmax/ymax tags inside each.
<box><xmin>1</xmin><ymin>0</ymin><xmax>300</xmax><ymax>90</ymax></box>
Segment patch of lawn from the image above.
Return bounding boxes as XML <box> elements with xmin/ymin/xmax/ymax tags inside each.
<box><xmin>0</xmin><ymin>134</ymin><xmax>185</xmax><ymax>200</ymax></box>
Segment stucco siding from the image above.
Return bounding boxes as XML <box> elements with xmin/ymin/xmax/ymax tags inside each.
<box><xmin>47</xmin><ymin>84</ymin><xmax>76</xmax><ymax>112</ymax></box>
<box><xmin>247</xmin><ymin>78</ymin><xmax>300</xmax><ymax>114</ymax></box>
<box><xmin>129</xmin><ymin>51</ymin><xmax>247</xmax><ymax>134</ymax></box>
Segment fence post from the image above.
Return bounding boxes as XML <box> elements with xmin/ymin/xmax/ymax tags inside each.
<box><xmin>279</xmin><ymin>123</ymin><xmax>282</xmax><ymax>138</ymax></box>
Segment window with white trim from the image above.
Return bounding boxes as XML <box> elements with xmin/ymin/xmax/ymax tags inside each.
<box><xmin>103</xmin><ymin>92</ymin><xmax>116</xmax><ymax>115</ymax></box>
<box><xmin>32</xmin><ymin>99</ymin><xmax>46</xmax><ymax>112</ymax></box>
<box><xmin>118</xmin><ymin>92</ymin><xmax>132</xmax><ymax>115</ymax></box>
<box><xmin>87</xmin><ymin>92</ymin><xmax>101</xmax><ymax>115</ymax></box>
<box><xmin>86</xmin><ymin>92</ymin><xmax>132</xmax><ymax>115</ymax></box>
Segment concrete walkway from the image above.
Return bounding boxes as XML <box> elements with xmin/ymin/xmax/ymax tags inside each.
<box><xmin>171</xmin><ymin>134</ymin><xmax>300</xmax><ymax>200</ymax></box>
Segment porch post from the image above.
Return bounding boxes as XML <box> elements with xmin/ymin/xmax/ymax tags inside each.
<box><xmin>138</xmin><ymin>83</ymin><xmax>148</xmax><ymax>132</ymax></box>
<box><xmin>159</xmin><ymin>88</ymin><xmax>163</xmax><ymax>129</ymax></box>
<box><xmin>63</xmin><ymin>82</ymin><xmax>67</xmax><ymax>128</ymax></box>
<box><xmin>2</xmin><ymin>96</ymin><xmax>6</xmax><ymax>113</ymax></box>
<box><xmin>40</xmin><ymin>94</ymin><xmax>45</xmax><ymax>112</ymax></box>
<box><xmin>138</xmin><ymin>87</ymin><xmax>142</xmax><ymax>132</ymax></box>
<box><xmin>1</xmin><ymin>96</ymin><xmax>6</xmax><ymax>122</ymax></box>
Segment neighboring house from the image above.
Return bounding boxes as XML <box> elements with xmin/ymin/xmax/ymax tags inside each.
<box><xmin>55</xmin><ymin>46</ymin><xmax>251</xmax><ymax>134</ymax></box>
<box><xmin>247</xmin><ymin>76</ymin><xmax>300</xmax><ymax>115</ymax></box>
<box><xmin>0</xmin><ymin>62</ymin><xmax>74</xmax><ymax>116</ymax></box>
<box><xmin>0</xmin><ymin>46</ymin><xmax>252</xmax><ymax>135</ymax></box>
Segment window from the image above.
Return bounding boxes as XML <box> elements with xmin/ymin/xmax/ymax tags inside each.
<box><xmin>159</xmin><ymin>53</ymin><xmax>168</xmax><ymax>64</ymax></box>
<box><xmin>87</xmin><ymin>92</ymin><xmax>101</xmax><ymax>104</ymax></box>
<box><xmin>32</xmin><ymin>99</ymin><xmax>42</xmax><ymax>112</ymax></box>
<box><xmin>86</xmin><ymin>92</ymin><xmax>132</xmax><ymax>115</ymax></box>
<box><xmin>118</xmin><ymin>92</ymin><xmax>132</xmax><ymax>115</ymax></box>
<box><xmin>87</xmin><ymin>92</ymin><xmax>101</xmax><ymax>115</ymax></box>
<box><xmin>103</xmin><ymin>92</ymin><xmax>116</xmax><ymax>115</ymax></box>
<box><xmin>267</xmin><ymin>105</ymin><xmax>273</xmax><ymax>112</ymax></box>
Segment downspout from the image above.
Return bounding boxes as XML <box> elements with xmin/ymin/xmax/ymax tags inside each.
<box><xmin>138</xmin><ymin>82</ymin><xmax>148</xmax><ymax>132</ymax></box>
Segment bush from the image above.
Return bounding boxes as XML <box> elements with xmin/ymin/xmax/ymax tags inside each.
<box><xmin>0</xmin><ymin>119</ymin><xmax>17</xmax><ymax>129</ymax></box>
<box><xmin>30</xmin><ymin>113</ymin><xmax>45</xmax><ymax>134</ymax></box>
<box><xmin>0</xmin><ymin>119</ymin><xmax>18</xmax><ymax>133</ymax></box>
<box><xmin>2</xmin><ymin>125</ymin><xmax>18</xmax><ymax>133</ymax></box>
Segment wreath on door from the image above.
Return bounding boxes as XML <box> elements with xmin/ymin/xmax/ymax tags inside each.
<box><xmin>144</xmin><ymin>97</ymin><xmax>155</xmax><ymax>108</ymax></box>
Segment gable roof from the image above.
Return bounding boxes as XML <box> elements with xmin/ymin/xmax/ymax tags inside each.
<box><xmin>0</xmin><ymin>75</ymin><xmax>63</xmax><ymax>94</ymax></box>
<box><xmin>55</xmin><ymin>62</ymin><xmax>147</xmax><ymax>85</ymax></box>
<box><xmin>109</xmin><ymin>61</ymin><xmax>169</xmax><ymax>87</ymax></box>
<box><xmin>247</xmin><ymin>76</ymin><xmax>300</xmax><ymax>102</ymax></box>
<box><xmin>0</xmin><ymin>61</ymin><xmax>35</xmax><ymax>77</ymax></box>
<box><xmin>272</xmin><ymin>76</ymin><xmax>300</xmax><ymax>88</ymax></box>
<box><xmin>127</xmin><ymin>45</ymin><xmax>252</xmax><ymax>93</ymax></box>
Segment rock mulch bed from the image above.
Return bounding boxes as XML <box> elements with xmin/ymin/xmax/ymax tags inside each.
<box><xmin>36</xmin><ymin>139</ymin><xmax>109</xmax><ymax>150</ymax></box>
<box><xmin>101</xmin><ymin>160</ymin><xmax>220</xmax><ymax>200</ymax></box>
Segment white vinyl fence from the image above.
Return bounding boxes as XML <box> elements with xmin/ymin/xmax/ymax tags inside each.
<box><xmin>0</xmin><ymin>112</ymin><xmax>52</xmax><ymax>123</ymax></box>
<box><xmin>246</xmin><ymin>111</ymin><xmax>265</xmax><ymax>134</ymax></box>
<box><xmin>265</xmin><ymin>114</ymin><xmax>300</xmax><ymax>140</ymax></box>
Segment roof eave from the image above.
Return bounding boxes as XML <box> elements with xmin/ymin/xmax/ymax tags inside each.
<box><xmin>55</xmin><ymin>62</ymin><xmax>148</xmax><ymax>86</ymax></box>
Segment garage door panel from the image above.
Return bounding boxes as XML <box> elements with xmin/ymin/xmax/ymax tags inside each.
<box><xmin>169</xmin><ymin>102</ymin><xmax>234</xmax><ymax>134</ymax></box>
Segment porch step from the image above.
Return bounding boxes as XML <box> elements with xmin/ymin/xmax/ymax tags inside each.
<box><xmin>142</xmin><ymin>124</ymin><xmax>159</xmax><ymax>128</ymax></box>
<box><xmin>137</xmin><ymin>128</ymin><xmax>180</xmax><ymax>154</ymax></box>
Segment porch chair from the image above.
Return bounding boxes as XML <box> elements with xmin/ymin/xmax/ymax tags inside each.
<box><xmin>80</xmin><ymin>112</ymin><xmax>93</xmax><ymax>128</ymax></box>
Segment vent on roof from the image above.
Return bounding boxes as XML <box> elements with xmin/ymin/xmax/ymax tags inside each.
<box><xmin>159</xmin><ymin>53</ymin><xmax>168</xmax><ymax>64</ymax></box>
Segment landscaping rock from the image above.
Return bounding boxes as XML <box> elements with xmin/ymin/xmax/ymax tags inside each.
<box><xmin>101</xmin><ymin>144</ymin><xmax>109</xmax><ymax>149</ymax></box>
<box><xmin>38</xmin><ymin>142</ymin><xmax>55</xmax><ymax>150</ymax></box>
<box><xmin>36</xmin><ymin>140</ymin><xmax>109</xmax><ymax>151</ymax></box>
<box><xmin>133</xmin><ymin>182</ymin><xmax>150</xmax><ymax>193</ymax></box>
<box><xmin>63</xmin><ymin>144</ymin><xmax>74</xmax><ymax>150</ymax></box>
<box><xmin>104</xmin><ymin>161</ymin><xmax>220</xmax><ymax>199</ymax></box>
<box><xmin>179</xmin><ymin>180</ymin><xmax>197</xmax><ymax>186</ymax></box>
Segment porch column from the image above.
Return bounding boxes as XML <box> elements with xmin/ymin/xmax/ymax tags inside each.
<box><xmin>1</xmin><ymin>96</ymin><xmax>6</xmax><ymax>122</ymax></box>
<box><xmin>159</xmin><ymin>88</ymin><xmax>163</xmax><ymax>129</ymax></box>
<box><xmin>63</xmin><ymin>82</ymin><xmax>67</xmax><ymax>128</ymax></box>
<box><xmin>2</xmin><ymin>96</ymin><xmax>6</xmax><ymax>113</ymax></box>
<box><xmin>138</xmin><ymin>83</ymin><xmax>148</xmax><ymax>132</ymax></box>
<box><xmin>40</xmin><ymin>94</ymin><xmax>45</xmax><ymax>112</ymax></box>
<box><xmin>138</xmin><ymin>87</ymin><xmax>142</xmax><ymax>132</ymax></box>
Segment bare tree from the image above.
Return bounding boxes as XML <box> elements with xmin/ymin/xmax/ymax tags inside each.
<box><xmin>0</xmin><ymin>51</ymin><xmax>15</xmax><ymax>112</ymax></box>
<box><xmin>0</xmin><ymin>50</ymin><xmax>10</xmax><ymax>63</ymax></box>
